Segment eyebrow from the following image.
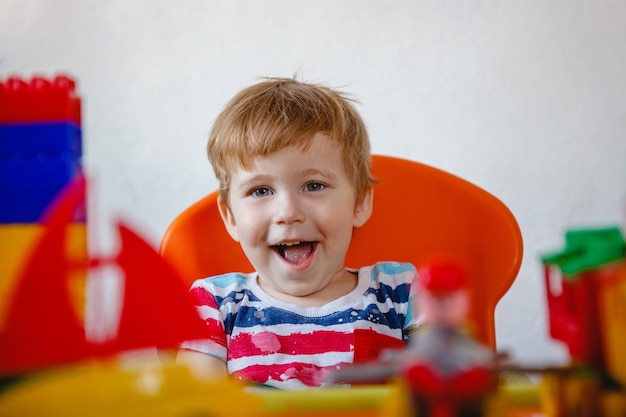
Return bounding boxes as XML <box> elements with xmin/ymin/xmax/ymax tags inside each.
<box><xmin>300</xmin><ymin>168</ymin><xmax>338</xmax><ymax>181</ymax></box>
<box><xmin>235</xmin><ymin>169</ymin><xmax>339</xmax><ymax>190</ymax></box>
<box><xmin>235</xmin><ymin>174</ymin><xmax>272</xmax><ymax>191</ymax></box>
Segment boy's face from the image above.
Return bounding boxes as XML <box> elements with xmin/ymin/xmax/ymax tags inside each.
<box><xmin>218</xmin><ymin>133</ymin><xmax>372</xmax><ymax>302</ymax></box>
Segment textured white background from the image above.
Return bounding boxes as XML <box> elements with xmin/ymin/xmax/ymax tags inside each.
<box><xmin>2</xmin><ymin>0</ymin><xmax>625</xmax><ymax>366</ymax></box>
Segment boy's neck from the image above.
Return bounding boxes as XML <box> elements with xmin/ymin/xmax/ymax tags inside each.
<box><xmin>256</xmin><ymin>269</ymin><xmax>358</xmax><ymax>307</ymax></box>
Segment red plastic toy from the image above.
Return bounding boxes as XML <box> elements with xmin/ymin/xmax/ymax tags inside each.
<box><xmin>0</xmin><ymin>75</ymin><xmax>81</xmax><ymax>124</ymax></box>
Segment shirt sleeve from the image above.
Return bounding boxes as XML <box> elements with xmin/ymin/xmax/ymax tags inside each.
<box><xmin>179</xmin><ymin>283</ymin><xmax>228</xmax><ymax>361</ymax></box>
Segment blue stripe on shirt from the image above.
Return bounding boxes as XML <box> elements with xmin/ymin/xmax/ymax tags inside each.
<box><xmin>222</xmin><ymin>303</ymin><xmax>407</xmax><ymax>335</ymax></box>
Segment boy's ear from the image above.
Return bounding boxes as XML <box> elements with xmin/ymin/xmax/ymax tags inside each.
<box><xmin>353</xmin><ymin>187</ymin><xmax>374</xmax><ymax>228</ymax></box>
<box><xmin>217</xmin><ymin>195</ymin><xmax>240</xmax><ymax>242</ymax></box>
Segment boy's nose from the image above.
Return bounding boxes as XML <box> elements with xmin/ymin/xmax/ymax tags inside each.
<box><xmin>274</xmin><ymin>193</ymin><xmax>304</xmax><ymax>224</ymax></box>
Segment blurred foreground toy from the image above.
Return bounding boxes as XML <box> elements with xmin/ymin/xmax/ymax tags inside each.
<box><xmin>541</xmin><ymin>227</ymin><xmax>626</xmax><ymax>417</ymax></box>
<box><xmin>330</xmin><ymin>259</ymin><xmax>498</xmax><ymax>417</ymax></box>
<box><xmin>0</xmin><ymin>175</ymin><xmax>211</xmax><ymax>376</ymax></box>
<box><xmin>0</xmin><ymin>175</ymin><xmax>225</xmax><ymax>416</ymax></box>
<box><xmin>406</xmin><ymin>261</ymin><xmax>496</xmax><ymax>417</ymax></box>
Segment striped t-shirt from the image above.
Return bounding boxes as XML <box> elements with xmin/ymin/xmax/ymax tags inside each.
<box><xmin>180</xmin><ymin>261</ymin><xmax>418</xmax><ymax>389</ymax></box>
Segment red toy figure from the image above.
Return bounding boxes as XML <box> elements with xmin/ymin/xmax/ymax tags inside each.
<box><xmin>326</xmin><ymin>258</ymin><xmax>497</xmax><ymax>416</ymax></box>
<box><xmin>403</xmin><ymin>260</ymin><xmax>496</xmax><ymax>417</ymax></box>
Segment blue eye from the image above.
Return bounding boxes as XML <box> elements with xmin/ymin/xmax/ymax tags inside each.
<box><xmin>251</xmin><ymin>187</ymin><xmax>272</xmax><ymax>197</ymax></box>
<box><xmin>305</xmin><ymin>182</ymin><xmax>325</xmax><ymax>192</ymax></box>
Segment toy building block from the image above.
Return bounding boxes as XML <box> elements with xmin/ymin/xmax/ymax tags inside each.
<box><xmin>542</xmin><ymin>228</ymin><xmax>624</xmax><ymax>368</ymax></box>
<box><xmin>542</xmin><ymin>227</ymin><xmax>626</xmax><ymax>416</ymax></box>
<box><xmin>0</xmin><ymin>75</ymin><xmax>81</xmax><ymax>124</ymax></box>
<box><xmin>0</xmin><ymin>122</ymin><xmax>82</xmax><ymax>223</ymax></box>
<box><xmin>0</xmin><ymin>74</ymin><xmax>85</xmax><ymax>332</ymax></box>
<box><xmin>0</xmin><ymin>75</ymin><xmax>83</xmax><ymax>224</ymax></box>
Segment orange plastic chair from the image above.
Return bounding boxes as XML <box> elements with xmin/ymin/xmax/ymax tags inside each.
<box><xmin>160</xmin><ymin>155</ymin><xmax>523</xmax><ymax>348</ymax></box>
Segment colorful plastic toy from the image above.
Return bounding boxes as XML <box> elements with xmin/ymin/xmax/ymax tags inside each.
<box><xmin>0</xmin><ymin>175</ymin><xmax>211</xmax><ymax>376</ymax></box>
<box><xmin>541</xmin><ymin>227</ymin><xmax>626</xmax><ymax>417</ymax></box>
<box><xmin>328</xmin><ymin>260</ymin><xmax>497</xmax><ymax>417</ymax></box>
<box><xmin>0</xmin><ymin>75</ymin><xmax>82</xmax><ymax>223</ymax></box>
<box><xmin>0</xmin><ymin>75</ymin><xmax>81</xmax><ymax>124</ymax></box>
<box><xmin>0</xmin><ymin>74</ymin><xmax>85</xmax><ymax>334</ymax></box>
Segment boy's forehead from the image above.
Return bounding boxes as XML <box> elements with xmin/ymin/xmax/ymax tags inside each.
<box><xmin>228</xmin><ymin>141</ymin><xmax>346</xmax><ymax>180</ymax></box>
<box><xmin>234</xmin><ymin>133</ymin><xmax>341</xmax><ymax>166</ymax></box>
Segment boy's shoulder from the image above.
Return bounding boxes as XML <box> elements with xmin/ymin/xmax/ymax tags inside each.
<box><xmin>362</xmin><ymin>261</ymin><xmax>416</xmax><ymax>282</ymax></box>
<box><xmin>357</xmin><ymin>262</ymin><xmax>417</xmax><ymax>295</ymax></box>
<box><xmin>192</xmin><ymin>271</ymin><xmax>253</xmax><ymax>291</ymax></box>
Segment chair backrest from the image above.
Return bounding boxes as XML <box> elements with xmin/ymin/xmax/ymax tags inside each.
<box><xmin>160</xmin><ymin>155</ymin><xmax>523</xmax><ymax>348</ymax></box>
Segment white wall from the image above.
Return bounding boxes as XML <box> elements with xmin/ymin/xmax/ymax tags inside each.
<box><xmin>2</xmin><ymin>0</ymin><xmax>625</xmax><ymax>366</ymax></box>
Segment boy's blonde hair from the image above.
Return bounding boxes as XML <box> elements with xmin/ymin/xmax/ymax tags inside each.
<box><xmin>207</xmin><ymin>77</ymin><xmax>375</xmax><ymax>204</ymax></box>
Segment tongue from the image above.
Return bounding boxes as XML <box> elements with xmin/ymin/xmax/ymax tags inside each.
<box><xmin>283</xmin><ymin>243</ymin><xmax>313</xmax><ymax>264</ymax></box>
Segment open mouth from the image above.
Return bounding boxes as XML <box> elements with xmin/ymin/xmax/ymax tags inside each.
<box><xmin>273</xmin><ymin>241</ymin><xmax>317</xmax><ymax>265</ymax></box>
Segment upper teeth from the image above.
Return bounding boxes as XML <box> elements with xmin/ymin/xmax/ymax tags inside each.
<box><xmin>280</xmin><ymin>241</ymin><xmax>300</xmax><ymax>246</ymax></box>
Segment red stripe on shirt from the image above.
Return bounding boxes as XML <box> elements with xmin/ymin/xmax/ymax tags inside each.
<box><xmin>228</xmin><ymin>328</ymin><xmax>404</xmax><ymax>361</ymax></box>
<box><xmin>234</xmin><ymin>362</ymin><xmax>330</xmax><ymax>387</ymax></box>
<box><xmin>228</xmin><ymin>330</ymin><xmax>354</xmax><ymax>359</ymax></box>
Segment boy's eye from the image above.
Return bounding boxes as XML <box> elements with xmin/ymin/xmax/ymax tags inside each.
<box><xmin>251</xmin><ymin>187</ymin><xmax>272</xmax><ymax>197</ymax></box>
<box><xmin>305</xmin><ymin>182</ymin><xmax>325</xmax><ymax>192</ymax></box>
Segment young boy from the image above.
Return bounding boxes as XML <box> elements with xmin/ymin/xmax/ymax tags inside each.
<box><xmin>177</xmin><ymin>77</ymin><xmax>419</xmax><ymax>389</ymax></box>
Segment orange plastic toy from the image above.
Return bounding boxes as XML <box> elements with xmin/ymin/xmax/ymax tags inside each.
<box><xmin>160</xmin><ymin>155</ymin><xmax>523</xmax><ymax>348</ymax></box>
